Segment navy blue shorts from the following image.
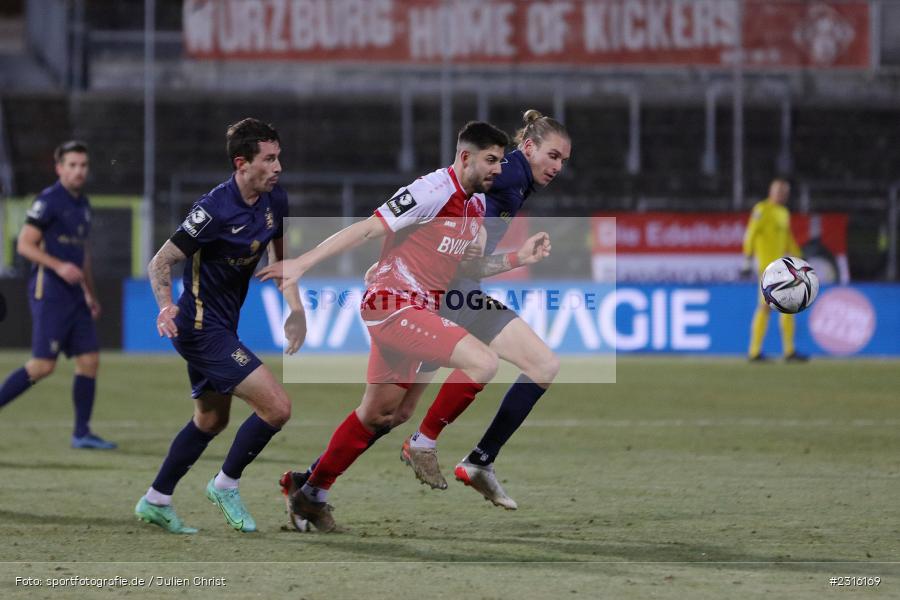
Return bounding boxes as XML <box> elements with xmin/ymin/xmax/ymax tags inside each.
<box><xmin>171</xmin><ymin>327</ymin><xmax>262</xmax><ymax>398</ymax></box>
<box><xmin>419</xmin><ymin>289</ymin><xmax>518</xmax><ymax>373</ymax></box>
<box><xmin>29</xmin><ymin>298</ymin><xmax>99</xmax><ymax>359</ymax></box>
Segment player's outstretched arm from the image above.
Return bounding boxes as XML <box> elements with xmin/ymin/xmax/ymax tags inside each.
<box><xmin>458</xmin><ymin>231</ymin><xmax>551</xmax><ymax>279</ymax></box>
<box><xmin>268</xmin><ymin>237</ymin><xmax>306</xmax><ymax>354</ymax></box>
<box><xmin>16</xmin><ymin>223</ymin><xmax>83</xmax><ymax>285</ymax></box>
<box><xmin>148</xmin><ymin>240</ymin><xmax>187</xmax><ymax>338</ymax></box>
<box><xmin>258</xmin><ymin>215</ymin><xmax>387</xmax><ymax>290</ymax></box>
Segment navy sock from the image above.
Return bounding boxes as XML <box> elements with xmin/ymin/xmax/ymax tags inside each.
<box><xmin>72</xmin><ymin>375</ymin><xmax>95</xmax><ymax>437</ymax></box>
<box><xmin>0</xmin><ymin>367</ymin><xmax>33</xmax><ymax>408</ymax></box>
<box><xmin>221</xmin><ymin>414</ymin><xmax>280</xmax><ymax>480</ymax></box>
<box><xmin>152</xmin><ymin>420</ymin><xmax>216</xmax><ymax>495</ymax></box>
<box><xmin>468</xmin><ymin>375</ymin><xmax>546</xmax><ymax>466</ymax></box>
<box><xmin>367</xmin><ymin>425</ymin><xmax>391</xmax><ymax>448</ymax></box>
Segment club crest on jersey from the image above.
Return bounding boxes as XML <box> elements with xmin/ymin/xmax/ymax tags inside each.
<box><xmin>231</xmin><ymin>348</ymin><xmax>251</xmax><ymax>366</ymax></box>
<box><xmin>387</xmin><ymin>190</ymin><xmax>417</xmax><ymax>217</ymax></box>
<box><xmin>470</xmin><ymin>220</ymin><xmax>479</xmax><ymax>236</ymax></box>
<box><xmin>265</xmin><ymin>207</ymin><xmax>274</xmax><ymax>229</ymax></box>
<box><xmin>27</xmin><ymin>200</ymin><xmax>46</xmax><ymax>219</ymax></box>
<box><xmin>182</xmin><ymin>206</ymin><xmax>213</xmax><ymax>238</ymax></box>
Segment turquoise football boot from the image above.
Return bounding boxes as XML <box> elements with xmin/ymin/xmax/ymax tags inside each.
<box><xmin>205</xmin><ymin>478</ymin><xmax>257</xmax><ymax>532</ymax></box>
<box><xmin>134</xmin><ymin>497</ymin><xmax>198</xmax><ymax>534</ymax></box>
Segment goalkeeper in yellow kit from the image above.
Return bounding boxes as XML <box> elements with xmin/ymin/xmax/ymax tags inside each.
<box><xmin>741</xmin><ymin>178</ymin><xmax>807</xmax><ymax>363</ymax></box>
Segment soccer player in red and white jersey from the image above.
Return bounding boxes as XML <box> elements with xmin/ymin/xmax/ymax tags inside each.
<box><xmin>259</xmin><ymin>122</ymin><xmax>544</xmax><ymax>531</ymax></box>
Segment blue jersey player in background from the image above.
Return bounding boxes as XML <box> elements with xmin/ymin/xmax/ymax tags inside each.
<box><xmin>0</xmin><ymin>141</ymin><xmax>116</xmax><ymax>450</ymax></box>
<box><xmin>135</xmin><ymin>118</ymin><xmax>305</xmax><ymax>534</ymax></box>
<box><xmin>401</xmin><ymin>110</ymin><xmax>572</xmax><ymax>508</ymax></box>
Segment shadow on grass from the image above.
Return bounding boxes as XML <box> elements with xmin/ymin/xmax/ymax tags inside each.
<box><xmin>0</xmin><ymin>460</ymin><xmax>115</xmax><ymax>471</ymax></box>
<box><xmin>106</xmin><ymin>448</ymin><xmax>299</xmax><ymax>466</ymax></box>
<box><xmin>271</xmin><ymin>530</ymin><xmax>890</xmax><ymax>577</ymax></box>
<box><xmin>0</xmin><ymin>509</ymin><xmax>136</xmax><ymax>528</ymax></box>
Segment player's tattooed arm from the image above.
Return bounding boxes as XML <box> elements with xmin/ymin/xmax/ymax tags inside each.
<box><xmin>458</xmin><ymin>253</ymin><xmax>515</xmax><ymax>279</ymax></box>
<box><xmin>148</xmin><ymin>241</ymin><xmax>185</xmax><ymax>310</ymax></box>
<box><xmin>457</xmin><ymin>226</ymin><xmax>505</xmax><ymax>278</ymax></box>
<box><xmin>149</xmin><ymin>241</ymin><xmax>187</xmax><ymax>338</ymax></box>
<box><xmin>458</xmin><ymin>232</ymin><xmax>551</xmax><ymax>279</ymax></box>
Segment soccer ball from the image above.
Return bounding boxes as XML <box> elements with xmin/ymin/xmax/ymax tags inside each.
<box><xmin>760</xmin><ymin>256</ymin><xmax>819</xmax><ymax>314</ymax></box>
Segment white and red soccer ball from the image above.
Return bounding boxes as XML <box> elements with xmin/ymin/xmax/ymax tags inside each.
<box><xmin>761</xmin><ymin>256</ymin><xmax>820</xmax><ymax>314</ymax></box>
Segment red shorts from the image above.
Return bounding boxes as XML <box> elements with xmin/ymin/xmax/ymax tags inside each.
<box><xmin>363</xmin><ymin>305</ymin><xmax>468</xmax><ymax>387</ymax></box>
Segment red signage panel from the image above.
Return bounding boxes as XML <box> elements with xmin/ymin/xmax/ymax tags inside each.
<box><xmin>183</xmin><ymin>0</ymin><xmax>870</xmax><ymax>69</ymax></box>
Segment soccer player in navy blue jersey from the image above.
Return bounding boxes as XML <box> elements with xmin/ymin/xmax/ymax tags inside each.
<box><xmin>134</xmin><ymin>118</ymin><xmax>305</xmax><ymax>534</ymax></box>
<box><xmin>0</xmin><ymin>141</ymin><xmax>116</xmax><ymax>450</ymax></box>
<box><xmin>402</xmin><ymin>110</ymin><xmax>572</xmax><ymax>509</ymax></box>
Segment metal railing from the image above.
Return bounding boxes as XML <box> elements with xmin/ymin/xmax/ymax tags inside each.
<box><xmin>10</xmin><ymin>0</ymin><xmax>900</xmax><ymax>280</ymax></box>
<box><xmin>796</xmin><ymin>180</ymin><xmax>898</xmax><ymax>282</ymax></box>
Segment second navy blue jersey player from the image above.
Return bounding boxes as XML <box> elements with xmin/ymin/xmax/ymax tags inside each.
<box><xmin>439</xmin><ymin>145</ymin><xmax>538</xmax><ymax>342</ymax></box>
<box><xmin>135</xmin><ymin>118</ymin><xmax>305</xmax><ymax>535</ymax></box>
<box><xmin>25</xmin><ymin>178</ymin><xmax>98</xmax><ymax>359</ymax></box>
<box><xmin>0</xmin><ymin>140</ymin><xmax>116</xmax><ymax>450</ymax></box>
<box><xmin>401</xmin><ymin>110</ymin><xmax>572</xmax><ymax>509</ymax></box>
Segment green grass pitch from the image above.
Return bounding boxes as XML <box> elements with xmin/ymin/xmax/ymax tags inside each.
<box><xmin>0</xmin><ymin>351</ymin><xmax>898</xmax><ymax>598</ymax></box>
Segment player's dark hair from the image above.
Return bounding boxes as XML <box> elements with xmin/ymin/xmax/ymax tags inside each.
<box><xmin>513</xmin><ymin>109</ymin><xmax>569</xmax><ymax>147</ymax></box>
<box><xmin>457</xmin><ymin>121</ymin><xmax>509</xmax><ymax>152</ymax></box>
<box><xmin>54</xmin><ymin>140</ymin><xmax>88</xmax><ymax>163</ymax></box>
<box><xmin>226</xmin><ymin>118</ymin><xmax>280</xmax><ymax>168</ymax></box>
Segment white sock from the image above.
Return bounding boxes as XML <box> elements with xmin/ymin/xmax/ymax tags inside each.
<box><xmin>145</xmin><ymin>487</ymin><xmax>172</xmax><ymax>506</ymax></box>
<box><xmin>214</xmin><ymin>470</ymin><xmax>239</xmax><ymax>490</ymax></box>
<box><xmin>410</xmin><ymin>430</ymin><xmax>436</xmax><ymax>449</ymax></box>
<box><xmin>301</xmin><ymin>482</ymin><xmax>329</xmax><ymax>503</ymax></box>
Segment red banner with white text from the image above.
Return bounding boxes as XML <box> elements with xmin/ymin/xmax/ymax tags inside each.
<box><xmin>183</xmin><ymin>0</ymin><xmax>871</xmax><ymax>68</ymax></box>
<box><xmin>592</xmin><ymin>212</ymin><xmax>849</xmax><ymax>283</ymax></box>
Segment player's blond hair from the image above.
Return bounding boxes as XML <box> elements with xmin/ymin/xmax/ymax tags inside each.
<box><xmin>513</xmin><ymin>109</ymin><xmax>569</xmax><ymax>147</ymax></box>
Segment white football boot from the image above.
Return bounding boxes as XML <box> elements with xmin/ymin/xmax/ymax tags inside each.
<box><xmin>453</xmin><ymin>459</ymin><xmax>518</xmax><ymax>510</ymax></box>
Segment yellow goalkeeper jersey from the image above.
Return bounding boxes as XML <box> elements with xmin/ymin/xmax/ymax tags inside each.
<box><xmin>742</xmin><ymin>199</ymin><xmax>801</xmax><ymax>272</ymax></box>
